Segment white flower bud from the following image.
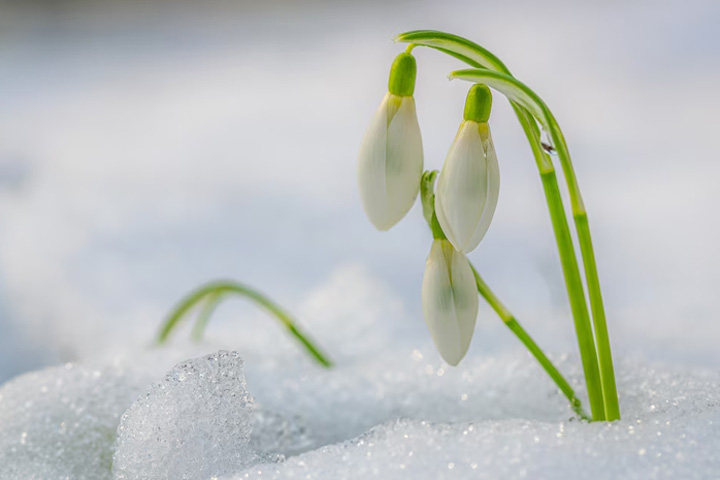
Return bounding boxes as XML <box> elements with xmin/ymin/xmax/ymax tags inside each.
<box><xmin>357</xmin><ymin>92</ymin><xmax>424</xmax><ymax>231</ymax></box>
<box><xmin>422</xmin><ymin>239</ymin><xmax>479</xmax><ymax>366</ymax></box>
<box><xmin>435</xmin><ymin>121</ymin><xmax>500</xmax><ymax>253</ymax></box>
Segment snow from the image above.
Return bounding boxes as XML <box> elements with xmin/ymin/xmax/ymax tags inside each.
<box><xmin>230</xmin><ymin>409</ymin><xmax>719</xmax><ymax>480</ymax></box>
<box><xmin>231</xmin><ymin>359</ymin><xmax>720</xmax><ymax>480</ymax></box>
<box><xmin>2</xmin><ymin>0</ymin><xmax>720</xmax><ymax>378</ymax></box>
<box><xmin>0</xmin><ymin>361</ymin><xmax>152</xmax><ymax>480</ymax></box>
<box><xmin>113</xmin><ymin>351</ymin><xmax>257</xmax><ymax>479</ymax></box>
<box><xmin>0</xmin><ymin>251</ymin><xmax>718</xmax><ymax>480</ymax></box>
<box><xmin>0</xmin><ymin>342</ymin><xmax>718</xmax><ymax>479</ymax></box>
<box><xmin>0</xmin><ymin>345</ymin><xmax>234</xmax><ymax>479</ymax></box>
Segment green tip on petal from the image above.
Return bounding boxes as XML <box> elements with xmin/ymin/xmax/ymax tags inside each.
<box><xmin>388</xmin><ymin>52</ymin><xmax>417</xmax><ymax>97</ymax></box>
<box><xmin>463</xmin><ymin>84</ymin><xmax>492</xmax><ymax>123</ymax></box>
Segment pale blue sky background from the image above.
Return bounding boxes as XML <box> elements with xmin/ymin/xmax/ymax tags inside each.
<box><xmin>1</xmin><ymin>0</ymin><xmax>719</xmax><ymax>382</ymax></box>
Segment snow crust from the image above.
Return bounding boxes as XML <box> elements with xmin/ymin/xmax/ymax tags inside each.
<box><xmin>0</xmin><ymin>361</ymin><xmax>152</xmax><ymax>480</ymax></box>
<box><xmin>112</xmin><ymin>351</ymin><xmax>256</xmax><ymax>479</ymax></box>
<box><xmin>232</xmin><ymin>361</ymin><xmax>720</xmax><ymax>480</ymax></box>
<box><xmin>0</xmin><ymin>343</ymin><xmax>718</xmax><ymax>480</ymax></box>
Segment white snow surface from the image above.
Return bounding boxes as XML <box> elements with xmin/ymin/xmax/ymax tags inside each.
<box><xmin>0</xmin><ymin>360</ymin><xmax>155</xmax><ymax>480</ymax></box>
<box><xmin>0</xmin><ymin>340</ymin><xmax>718</xmax><ymax>479</ymax></box>
<box><xmin>231</xmin><ymin>360</ymin><xmax>720</xmax><ymax>480</ymax></box>
<box><xmin>112</xmin><ymin>351</ymin><xmax>256</xmax><ymax>479</ymax></box>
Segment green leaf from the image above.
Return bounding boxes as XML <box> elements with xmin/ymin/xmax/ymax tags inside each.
<box><xmin>395</xmin><ymin>30</ymin><xmax>508</xmax><ymax>73</ymax></box>
<box><xmin>157</xmin><ymin>280</ymin><xmax>334</xmax><ymax>368</ymax></box>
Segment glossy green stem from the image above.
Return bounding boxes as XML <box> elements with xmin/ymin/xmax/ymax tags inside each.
<box><xmin>546</xmin><ymin>114</ymin><xmax>619</xmax><ymax>421</ymax></box>
<box><xmin>576</xmin><ymin>212</ymin><xmax>619</xmax><ymax>420</ymax></box>
<box><xmin>508</xmin><ymin>101</ymin><xmax>606</xmax><ymax>421</ymax></box>
<box><xmin>471</xmin><ymin>265</ymin><xmax>590</xmax><ymax>421</ymax></box>
<box><xmin>539</xmin><ymin>170</ymin><xmax>605</xmax><ymax>420</ymax></box>
<box><xmin>157</xmin><ymin>280</ymin><xmax>334</xmax><ymax>368</ymax></box>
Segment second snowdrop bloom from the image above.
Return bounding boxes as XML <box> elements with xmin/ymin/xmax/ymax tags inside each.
<box><xmin>422</xmin><ymin>238</ymin><xmax>479</xmax><ymax>366</ymax></box>
<box><xmin>435</xmin><ymin>85</ymin><xmax>500</xmax><ymax>253</ymax></box>
<box><xmin>358</xmin><ymin>52</ymin><xmax>423</xmax><ymax>231</ymax></box>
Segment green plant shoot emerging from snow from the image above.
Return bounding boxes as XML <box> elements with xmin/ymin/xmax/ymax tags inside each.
<box><xmin>357</xmin><ymin>31</ymin><xmax>620</xmax><ymax>422</ymax></box>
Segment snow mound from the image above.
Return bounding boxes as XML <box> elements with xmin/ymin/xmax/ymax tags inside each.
<box><xmin>251</xmin><ymin>407</ymin><xmax>316</xmax><ymax>457</ymax></box>
<box><xmin>1</xmin><ymin>344</ymin><xmax>718</xmax><ymax>480</ymax></box>
<box><xmin>240</xmin><ymin>349</ymin><xmax>584</xmax><ymax>455</ymax></box>
<box><xmin>112</xmin><ymin>350</ymin><xmax>257</xmax><ymax>479</ymax></box>
<box><xmin>230</xmin><ymin>359</ymin><xmax>720</xmax><ymax>480</ymax></box>
<box><xmin>0</xmin><ymin>361</ymin><xmax>152</xmax><ymax>480</ymax></box>
<box><xmin>232</xmin><ymin>409</ymin><xmax>719</xmax><ymax>480</ymax></box>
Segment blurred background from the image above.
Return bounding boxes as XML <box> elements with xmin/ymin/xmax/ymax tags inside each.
<box><xmin>0</xmin><ymin>0</ymin><xmax>718</xmax><ymax>383</ymax></box>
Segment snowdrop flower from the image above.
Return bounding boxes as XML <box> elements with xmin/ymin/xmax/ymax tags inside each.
<box><xmin>435</xmin><ymin>84</ymin><xmax>500</xmax><ymax>253</ymax></box>
<box><xmin>358</xmin><ymin>52</ymin><xmax>423</xmax><ymax>231</ymax></box>
<box><xmin>422</xmin><ymin>238</ymin><xmax>479</xmax><ymax>366</ymax></box>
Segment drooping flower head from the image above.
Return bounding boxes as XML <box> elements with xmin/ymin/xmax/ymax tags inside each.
<box><xmin>419</xmin><ymin>172</ymin><xmax>479</xmax><ymax>366</ymax></box>
<box><xmin>422</xmin><ymin>238</ymin><xmax>479</xmax><ymax>366</ymax></box>
<box><xmin>435</xmin><ymin>84</ymin><xmax>500</xmax><ymax>253</ymax></box>
<box><xmin>358</xmin><ymin>52</ymin><xmax>424</xmax><ymax>231</ymax></box>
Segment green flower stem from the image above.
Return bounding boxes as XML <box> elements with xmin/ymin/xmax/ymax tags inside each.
<box><xmin>512</xmin><ymin>108</ymin><xmax>607</xmax><ymax>421</ymax></box>
<box><xmin>395</xmin><ymin>30</ymin><xmax>619</xmax><ymax>420</ymax></box>
<box><xmin>575</xmin><ymin>213</ymin><xmax>619</xmax><ymax>420</ymax></box>
<box><xmin>157</xmin><ymin>280</ymin><xmax>334</xmax><ymax>368</ymax></box>
<box><xmin>470</xmin><ymin>264</ymin><xmax>590</xmax><ymax>421</ymax></box>
<box><xmin>539</xmin><ymin>169</ymin><xmax>605</xmax><ymax>420</ymax></box>
<box><xmin>191</xmin><ymin>291</ymin><xmax>225</xmax><ymax>342</ymax></box>
<box><xmin>546</xmin><ymin>117</ymin><xmax>619</xmax><ymax>421</ymax></box>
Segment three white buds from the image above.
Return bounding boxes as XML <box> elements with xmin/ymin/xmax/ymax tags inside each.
<box><xmin>358</xmin><ymin>53</ymin><xmax>500</xmax><ymax>366</ymax></box>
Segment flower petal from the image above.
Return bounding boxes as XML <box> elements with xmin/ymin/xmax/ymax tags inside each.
<box><xmin>435</xmin><ymin>121</ymin><xmax>500</xmax><ymax>253</ymax></box>
<box><xmin>435</xmin><ymin>121</ymin><xmax>486</xmax><ymax>251</ymax></box>
<box><xmin>422</xmin><ymin>240</ymin><xmax>478</xmax><ymax>366</ymax></box>
<box><xmin>384</xmin><ymin>96</ymin><xmax>423</xmax><ymax>228</ymax></box>
<box><xmin>449</xmin><ymin>245</ymin><xmax>479</xmax><ymax>359</ymax></box>
<box><xmin>357</xmin><ymin>93</ymin><xmax>390</xmax><ymax>230</ymax></box>
<box><xmin>357</xmin><ymin>94</ymin><xmax>423</xmax><ymax>231</ymax></box>
<box><xmin>465</xmin><ymin>123</ymin><xmax>500</xmax><ymax>250</ymax></box>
